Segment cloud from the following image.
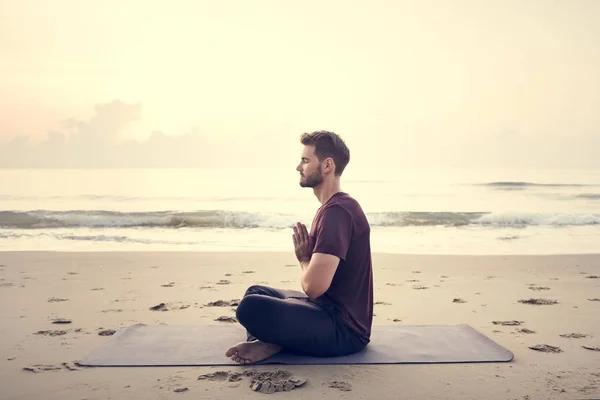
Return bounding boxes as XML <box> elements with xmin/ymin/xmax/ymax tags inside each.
<box><xmin>1</xmin><ymin>99</ymin><xmax>599</xmax><ymax>170</ymax></box>
<box><xmin>0</xmin><ymin>100</ymin><xmax>295</xmax><ymax>168</ymax></box>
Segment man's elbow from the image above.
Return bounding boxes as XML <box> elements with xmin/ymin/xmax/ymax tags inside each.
<box><xmin>302</xmin><ymin>279</ymin><xmax>328</xmax><ymax>300</ymax></box>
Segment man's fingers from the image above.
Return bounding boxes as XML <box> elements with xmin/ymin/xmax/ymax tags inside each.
<box><xmin>293</xmin><ymin>222</ymin><xmax>310</xmax><ymax>247</ymax></box>
<box><xmin>301</xmin><ymin>224</ymin><xmax>309</xmax><ymax>242</ymax></box>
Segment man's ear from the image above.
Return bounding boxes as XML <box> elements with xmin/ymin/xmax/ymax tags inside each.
<box><xmin>324</xmin><ymin>158</ymin><xmax>335</xmax><ymax>173</ymax></box>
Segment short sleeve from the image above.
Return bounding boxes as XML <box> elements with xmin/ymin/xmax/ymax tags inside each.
<box><xmin>312</xmin><ymin>205</ymin><xmax>353</xmax><ymax>261</ymax></box>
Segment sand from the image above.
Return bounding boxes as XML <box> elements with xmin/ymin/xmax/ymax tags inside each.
<box><xmin>0</xmin><ymin>251</ymin><xmax>599</xmax><ymax>399</ymax></box>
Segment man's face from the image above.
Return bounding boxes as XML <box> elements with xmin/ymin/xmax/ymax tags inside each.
<box><xmin>296</xmin><ymin>145</ymin><xmax>324</xmax><ymax>188</ymax></box>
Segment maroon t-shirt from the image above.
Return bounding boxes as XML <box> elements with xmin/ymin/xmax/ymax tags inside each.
<box><xmin>308</xmin><ymin>191</ymin><xmax>374</xmax><ymax>344</ymax></box>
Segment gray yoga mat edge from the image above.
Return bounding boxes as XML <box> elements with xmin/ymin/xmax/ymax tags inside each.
<box><xmin>78</xmin><ymin>323</ymin><xmax>514</xmax><ymax>366</ymax></box>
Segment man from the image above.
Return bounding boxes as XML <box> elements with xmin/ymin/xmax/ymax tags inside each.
<box><xmin>225</xmin><ymin>130</ymin><xmax>374</xmax><ymax>364</ymax></box>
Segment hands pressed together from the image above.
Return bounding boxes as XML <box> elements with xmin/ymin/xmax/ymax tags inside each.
<box><xmin>292</xmin><ymin>222</ymin><xmax>311</xmax><ymax>263</ymax></box>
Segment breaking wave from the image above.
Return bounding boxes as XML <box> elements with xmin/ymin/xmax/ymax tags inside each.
<box><xmin>481</xmin><ymin>181</ymin><xmax>599</xmax><ymax>189</ymax></box>
<box><xmin>2</xmin><ymin>210</ymin><xmax>600</xmax><ymax>229</ymax></box>
<box><xmin>575</xmin><ymin>193</ymin><xmax>600</xmax><ymax>200</ymax></box>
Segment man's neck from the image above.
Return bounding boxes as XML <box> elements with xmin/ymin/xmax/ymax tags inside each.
<box><xmin>313</xmin><ymin>179</ymin><xmax>342</xmax><ymax>205</ymax></box>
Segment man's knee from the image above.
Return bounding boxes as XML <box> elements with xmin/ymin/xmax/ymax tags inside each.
<box><xmin>243</xmin><ymin>284</ymin><xmax>271</xmax><ymax>297</ymax></box>
<box><xmin>236</xmin><ymin>294</ymin><xmax>263</xmax><ymax>325</ymax></box>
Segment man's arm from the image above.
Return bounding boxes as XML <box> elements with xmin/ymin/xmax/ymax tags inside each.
<box><xmin>300</xmin><ymin>206</ymin><xmax>352</xmax><ymax>300</ymax></box>
<box><xmin>300</xmin><ymin>253</ymin><xmax>341</xmax><ymax>300</ymax></box>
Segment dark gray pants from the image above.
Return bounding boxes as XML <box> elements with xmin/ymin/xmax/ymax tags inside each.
<box><xmin>235</xmin><ymin>284</ymin><xmax>366</xmax><ymax>357</ymax></box>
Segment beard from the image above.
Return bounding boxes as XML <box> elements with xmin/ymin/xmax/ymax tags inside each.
<box><xmin>299</xmin><ymin>165</ymin><xmax>324</xmax><ymax>188</ymax></box>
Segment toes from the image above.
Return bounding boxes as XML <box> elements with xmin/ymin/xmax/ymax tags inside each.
<box><xmin>225</xmin><ymin>347</ymin><xmax>237</xmax><ymax>357</ymax></box>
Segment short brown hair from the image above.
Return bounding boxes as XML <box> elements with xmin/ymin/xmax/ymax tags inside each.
<box><xmin>300</xmin><ymin>130</ymin><xmax>350</xmax><ymax>176</ymax></box>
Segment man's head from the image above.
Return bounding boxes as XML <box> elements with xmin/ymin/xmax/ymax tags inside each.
<box><xmin>296</xmin><ymin>130</ymin><xmax>350</xmax><ymax>188</ymax></box>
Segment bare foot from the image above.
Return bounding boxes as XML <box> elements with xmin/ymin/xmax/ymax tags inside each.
<box><xmin>225</xmin><ymin>340</ymin><xmax>282</xmax><ymax>364</ymax></box>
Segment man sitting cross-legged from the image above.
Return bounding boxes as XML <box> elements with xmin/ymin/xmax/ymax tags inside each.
<box><xmin>225</xmin><ymin>130</ymin><xmax>374</xmax><ymax>364</ymax></box>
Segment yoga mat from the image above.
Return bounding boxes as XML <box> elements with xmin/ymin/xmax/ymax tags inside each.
<box><xmin>78</xmin><ymin>323</ymin><xmax>513</xmax><ymax>366</ymax></box>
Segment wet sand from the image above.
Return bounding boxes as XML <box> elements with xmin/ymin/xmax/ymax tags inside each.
<box><xmin>0</xmin><ymin>251</ymin><xmax>599</xmax><ymax>399</ymax></box>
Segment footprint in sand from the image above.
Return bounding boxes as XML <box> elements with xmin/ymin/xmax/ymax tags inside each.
<box><xmin>242</xmin><ymin>270</ymin><xmax>255</xmax><ymax>274</ymax></box>
<box><xmin>374</xmin><ymin>301</ymin><xmax>391</xmax><ymax>305</ymax></box>
<box><xmin>217</xmin><ymin>280</ymin><xmax>231</xmax><ymax>285</ymax></box>
<box><xmin>35</xmin><ymin>329</ymin><xmax>68</xmax><ymax>336</ymax></box>
<box><xmin>205</xmin><ymin>299</ymin><xmax>240</xmax><ymax>307</ymax></box>
<box><xmin>149</xmin><ymin>301</ymin><xmax>190</xmax><ymax>311</ymax></box>
<box><xmin>582</xmin><ymin>345</ymin><xmax>600</xmax><ymax>352</ymax></box>
<box><xmin>23</xmin><ymin>364</ymin><xmax>63</xmax><ymax>373</ymax></box>
<box><xmin>249</xmin><ymin>370</ymin><xmax>307</xmax><ymax>393</ymax></box>
<box><xmin>518</xmin><ymin>298</ymin><xmax>558</xmax><ymax>305</ymax></box>
<box><xmin>328</xmin><ymin>381</ymin><xmax>352</xmax><ymax>391</ymax></box>
<box><xmin>529</xmin><ymin>344</ymin><xmax>562</xmax><ymax>353</ymax></box>
<box><xmin>452</xmin><ymin>298</ymin><xmax>467</xmax><ymax>303</ymax></box>
<box><xmin>198</xmin><ymin>371</ymin><xmax>233</xmax><ymax>381</ymax></box>
<box><xmin>150</xmin><ymin>303</ymin><xmax>168</xmax><ymax>311</ymax></box>
<box><xmin>588</xmin><ymin>298</ymin><xmax>600</xmax><ymax>302</ymax></box>
<box><xmin>516</xmin><ymin>328</ymin><xmax>536</xmax><ymax>334</ymax></box>
<box><xmin>528</xmin><ymin>285</ymin><xmax>550</xmax><ymax>291</ymax></box>
<box><xmin>559</xmin><ymin>333</ymin><xmax>588</xmax><ymax>338</ymax></box>
<box><xmin>215</xmin><ymin>316</ymin><xmax>237</xmax><ymax>323</ymax></box>
<box><xmin>585</xmin><ymin>275</ymin><xmax>599</xmax><ymax>279</ymax></box>
<box><xmin>47</xmin><ymin>297</ymin><xmax>69</xmax><ymax>303</ymax></box>
<box><xmin>23</xmin><ymin>361</ymin><xmax>81</xmax><ymax>372</ymax></box>
<box><xmin>51</xmin><ymin>318</ymin><xmax>72</xmax><ymax>324</ymax></box>
<box><xmin>161</xmin><ymin>282</ymin><xmax>175</xmax><ymax>287</ymax></box>
<box><xmin>412</xmin><ymin>285</ymin><xmax>429</xmax><ymax>290</ymax></box>
<box><xmin>492</xmin><ymin>320</ymin><xmax>523</xmax><ymax>326</ymax></box>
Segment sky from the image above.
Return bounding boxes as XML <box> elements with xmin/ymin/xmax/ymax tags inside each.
<box><xmin>1</xmin><ymin>0</ymin><xmax>599</xmax><ymax>169</ymax></box>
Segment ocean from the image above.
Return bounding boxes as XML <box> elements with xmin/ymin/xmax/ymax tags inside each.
<box><xmin>1</xmin><ymin>167</ymin><xmax>599</xmax><ymax>255</ymax></box>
